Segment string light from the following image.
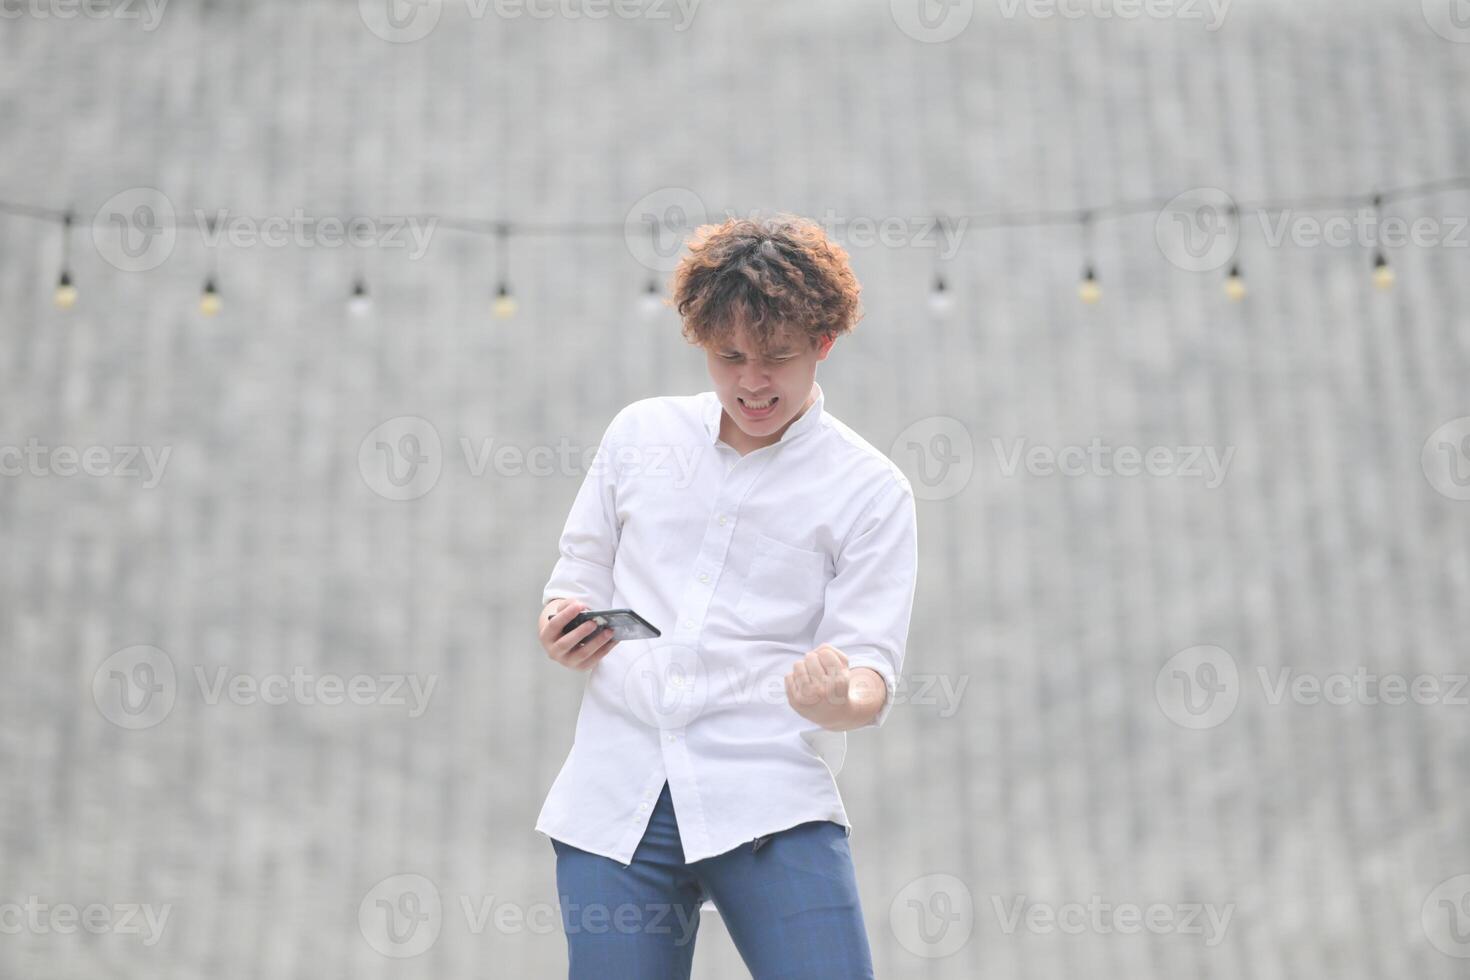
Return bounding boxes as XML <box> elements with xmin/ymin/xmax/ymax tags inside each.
<box><xmin>346</xmin><ymin>241</ymin><xmax>373</xmax><ymax>315</ymax></box>
<box><xmin>1222</xmin><ymin>204</ymin><xmax>1246</xmax><ymax>301</ymax></box>
<box><xmin>492</xmin><ymin>282</ymin><xmax>516</xmax><ymax>319</ymax></box>
<box><xmin>638</xmin><ymin>223</ymin><xmax>666</xmax><ymax>319</ymax></box>
<box><xmin>1077</xmin><ymin>211</ymin><xmax>1101</xmax><ymax>305</ymax></box>
<box><xmin>1372</xmin><ymin>249</ymin><xmax>1396</xmax><ymax>291</ymax></box>
<box><xmin>1078</xmin><ymin>265</ymin><xmax>1101</xmax><ymax>305</ymax></box>
<box><xmin>53</xmin><ymin>212</ymin><xmax>76</xmax><ymax>310</ymax></box>
<box><xmin>199</xmin><ymin>277</ymin><xmax>221</xmax><ymax>316</ymax></box>
<box><xmin>492</xmin><ymin>222</ymin><xmax>516</xmax><ymax>319</ymax></box>
<box><xmin>640</xmin><ymin>278</ymin><xmax>664</xmax><ymax>318</ymax></box>
<box><xmin>1225</xmin><ymin>262</ymin><xmax>1247</xmax><ymax>301</ymax></box>
<box><xmin>1369</xmin><ymin>194</ymin><xmax>1396</xmax><ymax>292</ymax></box>
<box><xmin>348</xmin><ymin>277</ymin><xmax>372</xmax><ymax>316</ymax></box>
<box><xmin>5</xmin><ymin>176</ymin><xmax>1465</xmax><ymax>314</ymax></box>
<box><xmin>927</xmin><ymin>215</ymin><xmax>955</xmax><ymax>317</ymax></box>
<box><xmin>928</xmin><ymin>273</ymin><xmax>954</xmax><ymax>316</ymax></box>
<box><xmin>199</xmin><ymin>216</ymin><xmax>222</xmax><ymax>316</ymax></box>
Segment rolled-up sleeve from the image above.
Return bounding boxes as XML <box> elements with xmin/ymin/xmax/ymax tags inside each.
<box><xmin>540</xmin><ymin>409</ymin><xmax>627</xmax><ymax>610</ymax></box>
<box><xmin>812</xmin><ymin>475</ymin><xmax>919</xmax><ymax>730</ymax></box>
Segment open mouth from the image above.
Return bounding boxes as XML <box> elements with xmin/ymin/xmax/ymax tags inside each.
<box><xmin>738</xmin><ymin>395</ymin><xmax>779</xmax><ymax>418</ymax></box>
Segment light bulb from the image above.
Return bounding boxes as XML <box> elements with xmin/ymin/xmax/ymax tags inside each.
<box><xmin>928</xmin><ymin>275</ymin><xmax>954</xmax><ymax>316</ymax></box>
<box><xmin>492</xmin><ymin>282</ymin><xmax>517</xmax><ymax>319</ymax></box>
<box><xmin>1078</xmin><ymin>267</ymin><xmax>1101</xmax><ymax>305</ymax></box>
<box><xmin>53</xmin><ymin>270</ymin><xmax>77</xmax><ymax>310</ymax></box>
<box><xmin>348</xmin><ymin>278</ymin><xmax>372</xmax><ymax>316</ymax></box>
<box><xmin>199</xmin><ymin>278</ymin><xmax>221</xmax><ymax>316</ymax></box>
<box><xmin>640</xmin><ymin>280</ymin><xmax>664</xmax><ymax>318</ymax></box>
<box><xmin>1224</xmin><ymin>264</ymin><xmax>1247</xmax><ymax>301</ymax></box>
<box><xmin>1372</xmin><ymin>251</ymin><xmax>1395</xmax><ymax>291</ymax></box>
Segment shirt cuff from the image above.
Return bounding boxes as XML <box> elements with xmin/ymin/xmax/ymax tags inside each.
<box><xmin>843</xmin><ymin>647</ymin><xmax>898</xmax><ymax>730</ymax></box>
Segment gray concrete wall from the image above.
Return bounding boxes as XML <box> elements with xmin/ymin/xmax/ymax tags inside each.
<box><xmin>1</xmin><ymin>0</ymin><xmax>1468</xmax><ymax>976</ymax></box>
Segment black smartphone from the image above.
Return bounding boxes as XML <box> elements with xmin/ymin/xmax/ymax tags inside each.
<box><xmin>559</xmin><ymin>608</ymin><xmax>662</xmax><ymax>643</ymax></box>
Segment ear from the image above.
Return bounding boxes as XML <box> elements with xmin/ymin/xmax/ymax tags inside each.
<box><xmin>817</xmin><ymin>334</ymin><xmax>835</xmax><ymax>359</ymax></box>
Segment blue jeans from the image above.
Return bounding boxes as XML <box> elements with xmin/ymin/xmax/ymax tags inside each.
<box><xmin>550</xmin><ymin>781</ymin><xmax>875</xmax><ymax>979</ymax></box>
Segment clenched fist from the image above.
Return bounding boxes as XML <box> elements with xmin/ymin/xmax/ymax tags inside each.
<box><xmin>784</xmin><ymin>643</ymin><xmax>885</xmax><ymax>731</ymax></box>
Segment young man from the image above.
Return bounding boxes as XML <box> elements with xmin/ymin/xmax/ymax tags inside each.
<box><xmin>534</xmin><ymin>214</ymin><xmax>918</xmax><ymax>978</ymax></box>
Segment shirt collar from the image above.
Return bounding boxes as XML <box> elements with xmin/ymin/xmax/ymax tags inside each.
<box><xmin>703</xmin><ymin>381</ymin><xmax>825</xmax><ymax>449</ymax></box>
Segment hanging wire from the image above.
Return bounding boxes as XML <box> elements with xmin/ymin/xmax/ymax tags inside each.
<box><xmin>4</xmin><ymin>175</ymin><xmax>1465</xmax><ymax>310</ymax></box>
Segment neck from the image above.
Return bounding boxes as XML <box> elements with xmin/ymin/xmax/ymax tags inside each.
<box><xmin>720</xmin><ymin>383</ymin><xmax>816</xmax><ymax>456</ymax></box>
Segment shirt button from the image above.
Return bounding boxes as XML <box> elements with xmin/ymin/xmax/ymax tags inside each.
<box><xmin>666</xmin><ymin>734</ymin><xmax>677</xmax><ymax>742</ymax></box>
<box><xmin>698</xmin><ymin>573</ymin><xmax>709</xmax><ymax>583</ymax></box>
<box><xmin>718</xmin><ymin>515</ymin><xmax>728</xmax><ymax>525</ymax></box>
<box><xmin>682</xmin><ymin>620</ymin><xmax>693</xmax><ymax>629</ymax></box>
<box><xmin>638</xmin><ymin>802</ymin><xmax>649</xmax><ymax>810</ymax></box>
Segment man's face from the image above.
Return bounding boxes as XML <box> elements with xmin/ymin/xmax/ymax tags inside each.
<box><xmin>705</xmin><ymin>325</ymin><xmax>833</xmax><ymax>443</ymax></box>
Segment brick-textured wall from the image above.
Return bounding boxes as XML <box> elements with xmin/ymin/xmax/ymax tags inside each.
<box><xmin>2</xmin><ymin>1</ymin><xmax>1468</xmax><ymax>976</ymax></box>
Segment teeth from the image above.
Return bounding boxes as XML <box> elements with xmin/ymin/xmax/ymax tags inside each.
<box><xmin>743</xmin><ymin>398</ymin><xmax>774</xmax><ymax>410</ymax></box>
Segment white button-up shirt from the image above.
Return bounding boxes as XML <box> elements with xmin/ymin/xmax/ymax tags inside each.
<box><xmin>536</xmin><ymin>381</ymin><xmax>918</xmax><ymax>868</ymax></box>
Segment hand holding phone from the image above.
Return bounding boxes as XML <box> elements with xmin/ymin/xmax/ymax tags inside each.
<box><xmin>558</xmin><ymin>608</ymin><xmax>661</xmax><ymax>642</ymax></box>
<box><xmin>538</xmin><ymin>600</ymin><xmax>657</xmax><ymax>672</ymax></box>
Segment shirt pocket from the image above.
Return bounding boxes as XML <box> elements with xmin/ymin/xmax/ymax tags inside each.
<box><xmin>734</xmin><ymin>533</ymin><xmax>828</xmax><ymax>638</ymax></box>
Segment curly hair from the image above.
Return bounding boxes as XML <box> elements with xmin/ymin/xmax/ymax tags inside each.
<box><xmin>669</xmin><ymin>213</ymin><xmax>863</xmax><ymax>352</ymax></box>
